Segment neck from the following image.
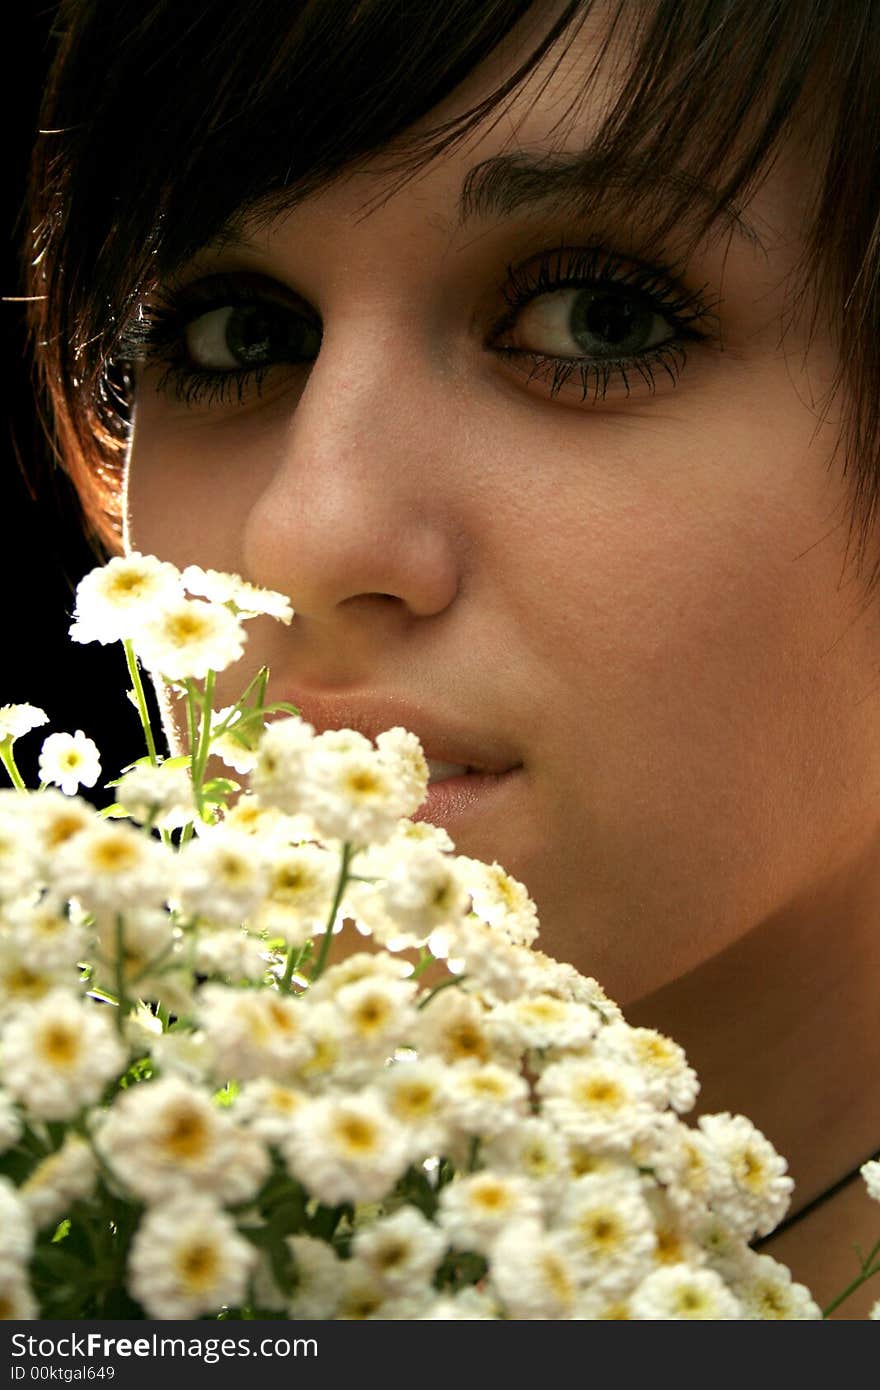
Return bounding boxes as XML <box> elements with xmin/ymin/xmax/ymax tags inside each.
<box><xmin>758</xmin><ymin>1164</ymin><xmax>880</xmax><ymax>1318</ymax></box>
<box><xmin>626</xmin><ymin>837</ymin><xmax>880</xmax><ymax>1316</ymax></box>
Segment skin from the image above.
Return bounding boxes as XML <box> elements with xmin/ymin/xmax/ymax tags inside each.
<box><xmin>124</xmin><ymin>6</ymin><xmax>880</xmax><ymax>1311</ymax></box>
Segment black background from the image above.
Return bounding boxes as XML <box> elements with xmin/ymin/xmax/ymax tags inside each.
<box><xmin>5</xmin><ymin>4</ymin><xmax>145</xmax><ymax>795</ymax></box>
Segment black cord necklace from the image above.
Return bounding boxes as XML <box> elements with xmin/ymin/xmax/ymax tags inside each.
<box><xmin>753</xmin><ymin>1147</ymin><xmax>878</xmax><ymax>1249</ymax></box>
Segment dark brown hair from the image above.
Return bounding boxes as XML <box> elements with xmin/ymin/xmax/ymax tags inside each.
<box><xmin>24</xmin><ymin>2</ymin><xmax>880</xmax><ymax>597</ymax></box>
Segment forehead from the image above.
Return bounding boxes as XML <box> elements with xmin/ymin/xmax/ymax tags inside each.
<box><xmin>202</xmin><ymin>21</ymin><xmax>799</xmax><ymax>288</ymax></box>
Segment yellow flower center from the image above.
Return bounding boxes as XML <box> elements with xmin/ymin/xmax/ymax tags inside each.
<box><xmin>390</xmin><ymin>1081</ymin><xmax>436</xmax><ymax>1120</ymax></box>
<box><xmin>575</xmin><ymin>1077</ymin><xmax>624</xmax><ymax>1108</ymax></box>
<box><xmin>177</xmin><ymin>1240</ymin><xmax>220</xmax><ymax>1291</ymax></box>
<box><xmin>37</xmin><ymin>1023</ymin><xmax>80</xmax><ymax>1068</ymax></box>
<box><xmin>333</xmin><ymin>1114</ymin><xmax>379</xmax><ymax>1155</ymax></box>
<box><xmin>345</xmin><ymin>770</ymin><xmax>382</xmax><ymax>798</ymax></box>
<box><xmin>160</xmin><ymin>1106</ymin><xmax>210</xmax><ymax>1160</ymax></box>
<box><xmin>445</xmin><ymin>1024</ymin><xmax>487</xmax><ymax>1063</ymax></box>
<box><xmin>166</xmin><ymin>612</ymin><xmax>209</xmax><ymax>644</ymax></box>
<box><xmin>376</xmin><ymin>1241</ymin><xmax>408</xmax><ymax>1271</ymax></box>
<box><xmin>91</xmin><ymin>837</ymin><xmax>139</xmax><ymax>872</ymax></box>
<box><xmin>46</xmin><ymin>814</ymin><xmax>87</xmax><ymax>847</ymax></box>
<box><xmin>472</xmin><ymin>1181</ymin><xmax>509</xmax><ymax>1211</ymax></box>
<box><xmin>352</xmin><ymin>995</ymin><xmax>390</xmax><ymax>1035</ymax></box>
<box><xmin>541</xmin><ymin>1253</ymin><xmax>574</xmax><ymax>1305</ymax></box>
<box><xmin>3</xmin><ymin>966</ymin><xmax>47</xmax><ymax>1001</ymax></box>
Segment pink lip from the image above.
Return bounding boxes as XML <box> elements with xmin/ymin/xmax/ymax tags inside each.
<box><xmin>412</xmin><ymin>767</ymin><xmax>523</xmax><ymax>828</ymax></box>
<box><xmin>272</xmin><ymin>689</ymin><xmax>522</xmax><ymax>777</ymax></box>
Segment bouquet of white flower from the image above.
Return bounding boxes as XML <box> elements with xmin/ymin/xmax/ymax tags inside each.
<box><xmin>0</xmin><ymin>554</ymin><xmax>877</xmax><ymax>1320</ymax></box>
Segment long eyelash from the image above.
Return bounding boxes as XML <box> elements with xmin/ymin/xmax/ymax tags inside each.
<box><xmin>118</xmin><ymin>244</ymin><xmax>719</xmax><ymax>410</ymax></box>
<box><xmin>116</xmin><ymin>275</ymin><xmax>296</xmax><ymax>406</ymax></box>
<box><xmin>492</xmin><ymin>241</ymin><xmax>720</xmax><ymax>402</ymax></box>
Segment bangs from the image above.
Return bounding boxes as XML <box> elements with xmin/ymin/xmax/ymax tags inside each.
<box><xmin>26</xmin><ymin>1</ymin><xmax>880</xmax><ymax>587</ymax></box>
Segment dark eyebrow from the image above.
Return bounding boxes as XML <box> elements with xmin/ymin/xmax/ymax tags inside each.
<box><xmin>457</xmin><ymin>149</ymin><xmax>767</xmax><ymax>254</ymax></box>
<box><xmin>168</xmin><ymin>145</ymin><xmax>767</xmax><ymax>280</ymax></box>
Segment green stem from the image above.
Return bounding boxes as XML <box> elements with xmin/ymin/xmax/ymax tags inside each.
<box><xmin>113</xmin><ymin>914</ymin><xmax>130</xmax><ymax>1037</ymax></box>
<box><xmin>417</xmin><ymin>973</ymin><xmax>468</xmax><ymax>1010</ymax></box>
<box><xmin>822</xmin><ymin>1239</ymin><xmax>880</xmax><ymax>1317</ymax></box>
<box><xmin>0</xmin><ymin>739</ymin><xmax>27</xmax><ymax>791</ymax></box>
<box><xmin>123</xmin><ymin>640</ymin><xmax>158</xmax><ymax>767</ymax></box>
<box><xmin>278</xmin><ymin>940</ymin><xmax>313</xmax><ymax>993</ymax></box>
<box><xmin>299</xmin><ymin>842</ymin><xmax>354</xmax><ymax>988</ymax></box>
<box><xmin>194</xmin><ymin>669</ymin><xmax>215</xmax><ymax>804</ymax></box>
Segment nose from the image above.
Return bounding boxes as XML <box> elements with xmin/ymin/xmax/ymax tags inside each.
<box><xmin>241</xmin><ymin>319</ymin><xmax>462</xmax><ymax>679</ymax></box>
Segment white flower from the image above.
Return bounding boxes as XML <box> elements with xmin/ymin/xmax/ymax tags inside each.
<box><xmin>0</xmin><ymin>801</ymin><xmax>41</xmax><ymax>901</ymax></box>
<box><xmin>280</xmin><ymin>1091</ymin><xmax>411</xmax><ymax>1205</ymax></box>
<box><xmin>176</xmin><ymin>829</ymin><xmax>268</xmax><ymax>925</ymax></box>
<box><xmin>0</xmin><ymin>1267</ymin><xmax>38</xmax><ymax>1320</ymax></box>
<box><xmin>6</xmin><ymin>894</ymin><xmax>89</xmax><ymax>974</ymax></box>
<box><xmin>444</xmin><ymin>1061</ymin><xmax>530</xmax><ymax>1139</ymax></box>
<box><xmin>374</xmin><ymin>727</ymin><xmax>429</xmax><ymax>815</ymax></box>
<box><xmin>454</xmin><ymin>856</ymin><xmax>539</xmax><ymax>946</ymax></box>
<box><xmin>0</xmin><ymin>1090</ymin><xmax>23</xmax><ymax>1155</ymax></box>
<box><xmin>92</xmin><ymin>907</ymin><xmax>178</xmax><ymax>1002</ymax></box>
<box><xmin>378</xmin><ymin>1058</ymin><xmax>454</xmax><ymax>1160</ymax></box>
<box><xmin>436</xmin><ymin>1171</ymin><xmax>543</xmax><ymax>1256</ymax></box>
<box><xmin>69</xmin><ymin>553</ymin><xmax>182</xmax><ymax>645</ymax></box>
<box><xmin>301</xmin><ymin>735</ymin><xmax>415</xmax><ymax>846</ymax></box>
<box><xmin>413</xmin><ymin>987</ymin><xmax>497</xmax><ymax>1067</ymax></box>
<box><xmin>862</xmin><ymin>1158</ymin><xmax>880</xmax><ymax>1203</ymax></box>
<box><xmin>333</xmin><ymin>975</ymin><xmax>418</xmax><ymax>1054</ymax></box>
<box><xmin>556</xmin><ymin>1170</ymin><xmax>657</xmax><ymax>1297</ymax></box>
<box><xmin>483</xmin><ymin>1118</ymin><xmax>571</xmax><ymax>1206</ymax></box>
<box><xmin>0</xmin><ymin>936</ymin><xmax>67</xmax><ymax>1013</ymax></box>
<box><xmin>0</xmin><ymin>704</ymin><xmax>48</xmax><ymax>742</ymax></box>
<box><xmin>209</xmin><ymin>707</ymin><xmax>260</xmax><ymax>774</ymax></box>
<box><xmin>487</xmin><ymin>993</ymin><xmax>599</xmax><ymax>1057</ymax></box>
<box><xmin>233</xmin><ymin>1079</ymin><xmax>309</xmax><ymax>1145</ymax></box>
<box><xmin>593</xmin><ymin>1023</ymin><xmax>699</xmax><ymax>1114</ymax></box>
<box><xmin>304</xmin><ymin>950</ymin><xmax>413</xmax><ymax>1005</ymax></box>
<box><xmin>250</xmin><ymin>716</ymin><xmax>316</xmax><ymax>814</ymax></box>
<box><xmin>193</xmin><ymin>927</ymin><xmax>267</xmax><ymax>982</ymax></box>
<box><xmin>196</xmin><ymin>983</ymin><xmax>313</xmax><ymax>1082</ymax></box>
<box><xmin>432</xmin><ymin>919</ymin><xmax>543</xmax><ymax>1003</ymax></box>
<box><xmin>629</xmin><ymin>1264</ymin><xmax>743</xmax><ymax>1319</ymax></box>
<box><xmin>127</xmin><ymin>1193</ymin><xmax>256</xmax><ymax>1320</ymax></box>
<box><xmin>728</xmin><ymin>1251</ymin><xmax>822</xmax><ymax>1319</ymax></box>
<box><xmin>351</xmin><ymin>1208</ymin><xmax>447</xmax><ymax>1294</ymax></box>
<box><xmin>252</xmin><ymin>842</ymin><xmax>337</xmax><ymax>945</ymax></box>
<box><xmin>0</xmin><ymin>990</ymin><xmax>126</xmax><ymax>1120</ymax></box>
<box><xmin>181</xmin><ymin>565</ymin><xmax>293</xmax><ymax>623</ymax></box>
<box><xmin>115</xmin><ymin>760</ymin><xmax>195</xmax><ymax>828</ymax></box>
<box><xmin>376</xmin><ymin>840</ymin><xmax>470</xmax><ymax>940</ymax></box>
<box><xmin>286</xmin><ymin>1236</ymin><xmax>341</xmax><ymax>1319</ymax></box>
<box><xmin>95</xmin><ymin>1075</ymin><xmax>268</xmax><ymax>1205</ymax></box>
<box><xmin>697</xmin><ymin>1113</ymin><xmax>794</xmax><ymax>1239</ymax></box>
<box><xmin>537</xmin><ymin>1056</ymin><xmax>657</xmax><ymax>1149</ymax></box>
<box><xmin>38</xmin><ymin>730</ymin><xmax>101</xmax><ymax>796</ymax></box>
<box><xmin>0</xmin><ymin>1177</ymin><xmax>33</xmax><ymax>1273</ymax></box>
<box><xmin>52</xmin><ymin>820</ymin><xmax>170</xmax><ymax>911</ymax></box>
<box><xmin>20</xmin><ymin>1134</ymin><xmax>98</xmax><ymax>1230</ymax></box>
<box><xmin>28</xmin><ymin>789</ymin><xmax>93</xmax><ymax>868</ymax></box>
<box><xmin>134</xmin><ymin>597</ymin><xmax>246</xmax><ymax>679</ymax></box>
<box><xmin>490</xmin><ymin>1219</ymin><xmax>583</xmax><ymax>1319</ymax></box>
<box><xmin>419</xmin><ymin>1288</ymin><xmax>500</xmax><ymax>1319</ymax></box>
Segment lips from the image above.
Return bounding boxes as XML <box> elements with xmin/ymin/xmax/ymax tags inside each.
<box><xmin>271</xmin><ymin>691</ymin><xmax>522</xmax><ymax>778</ymax></box>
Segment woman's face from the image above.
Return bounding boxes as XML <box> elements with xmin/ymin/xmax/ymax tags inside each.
<box><xmin>125</xmin><ymin>10</ymin><xmax>880</xmax><ymax>1007</ymax></box>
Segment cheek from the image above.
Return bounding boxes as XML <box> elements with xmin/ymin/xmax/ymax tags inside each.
<box><xmin>125</xmin><ymin>401</ymin><xmax>281</xmax><ymax>572</ymax></box>
<box><xmin>506</xmin><ymin>409</ymin><xmax>880</xmax><ymax>997</ymax></box>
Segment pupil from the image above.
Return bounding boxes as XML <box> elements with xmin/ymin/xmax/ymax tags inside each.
<box><xmin>226</xmin><ymin>304</ymin><xmax>320</xmax><ymax>365</ymax></box>
<box><xmin>571</xmin><ymin>290</ymin><xmax>650</xmax><ymax>353</ymax></box>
